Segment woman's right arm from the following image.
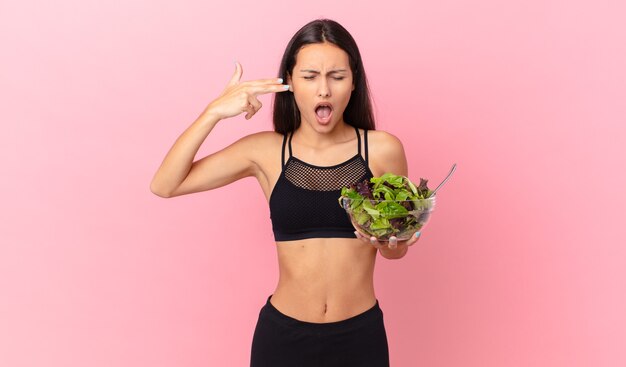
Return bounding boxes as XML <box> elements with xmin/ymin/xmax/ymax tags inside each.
<box><xmin>149</xmin><ymin>62</ymin><xmax>289</xmax><ymax>198</ymax></box>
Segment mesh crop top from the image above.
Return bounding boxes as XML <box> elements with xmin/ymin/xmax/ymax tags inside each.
<box><xmin>269</xmin><ymin>126</ymin><xmax>374</xmax><ymax>241</ymax></box>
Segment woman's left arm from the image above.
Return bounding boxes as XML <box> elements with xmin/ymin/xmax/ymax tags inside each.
<box><xmin>358</xmin><ymin>130</ymin><xmax>422</xmax><ymax>259</ymax></box>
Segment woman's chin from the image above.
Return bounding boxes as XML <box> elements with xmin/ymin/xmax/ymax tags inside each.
<box><xmin>301</xmin><ymin>113</ymin><xmax>345</xmax><ymax>133</ymax></box>
<box><xmin>313</xmin><ymin>118</ymin><xmax>338</xmax><ymax>132</ymax></box>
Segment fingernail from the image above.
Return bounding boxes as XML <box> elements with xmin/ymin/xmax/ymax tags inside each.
<box><xmin>283</xmin><ymin>85</ymin><xmax>290</xmax><ymax>90</ymax></box>
<box><xmin>414</xmin><ymin>232</ymin><xmax>421</xmax><ymax>238</ymax></box>
<box><xmin>277</xmin><ymin>78</ymin><xmax>283</xmax><ymax>83</ymax></box>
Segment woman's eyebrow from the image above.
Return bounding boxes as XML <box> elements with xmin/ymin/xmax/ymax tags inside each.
<box><xmin>299</xmin><ymin>69</ymin><xmax>348</xmax><ymax>74</ymax></box>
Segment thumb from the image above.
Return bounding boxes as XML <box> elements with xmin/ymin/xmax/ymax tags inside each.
<box><xmin>227</xmin><ymin>61</ymin><xmax>243</xmax><ymax>87</ymax></box>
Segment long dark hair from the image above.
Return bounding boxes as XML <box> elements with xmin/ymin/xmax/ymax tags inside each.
<box><xmin>272</xmin><ymin>19</ymin><xmax>376</xmax><ymax>134</ymax></box>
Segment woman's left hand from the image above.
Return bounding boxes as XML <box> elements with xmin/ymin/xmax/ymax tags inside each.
<box><xmin>354</xmin><ymin>230</ymin><xmax>421</xmax><ymax>250</ymax></box>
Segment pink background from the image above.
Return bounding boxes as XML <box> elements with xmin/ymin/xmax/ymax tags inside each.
<box><xmin>1</xmin><ymin>0</ymin><xmax>625</xmax><ymax>366</ymax></box>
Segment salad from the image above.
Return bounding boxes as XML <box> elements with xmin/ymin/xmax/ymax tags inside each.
<box><xmin>338</xmin><ymin>173</ymin><xmax>435</xmax><ymax>240</ymax></box>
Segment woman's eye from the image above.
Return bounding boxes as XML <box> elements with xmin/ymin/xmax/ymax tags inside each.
<box><xmin>303</xmin><ymin>76</ymin><xmax>345</xmax><ymax>81</ymax></box>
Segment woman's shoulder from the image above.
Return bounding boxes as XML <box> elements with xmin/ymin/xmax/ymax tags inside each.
<box><xmin>235</xmin><ymin>130</ymin><xmax>284</xmax><ymax>149</ymax></box>
<box><xmin>245</xmin><ymin>130</ymin><xmax>283</xmax><ymax>140</ymax></box>
<box><xmin>231</xmin><ymin>131</ymin><xmax>286</xmax><ymax>166</ymax></box>
<box><xmin>365</xmin><ymin>129</ymin><xmax>407</xmax><ymax>175</ymax></box>
<box><xmin>366</xmin><ymin>129</ymin><xmax>404</xmax><ymax>154</ymax></box>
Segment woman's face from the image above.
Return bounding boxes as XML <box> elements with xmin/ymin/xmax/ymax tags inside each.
<box><xmin>287</xmin><ymin>42</ymin><xmax>355</xmax><ymax>133</ymax></box>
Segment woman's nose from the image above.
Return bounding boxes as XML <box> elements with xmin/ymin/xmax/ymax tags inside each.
<box><xmin>317</xmin><ymin>79</ymin><xmax>330</xmax><ymax>97</ymax></box>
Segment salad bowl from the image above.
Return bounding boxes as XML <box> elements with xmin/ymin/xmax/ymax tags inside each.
<box><xmin>340</xmin><ymin>196</ymin><xmax>436</xmax><ymax>241</ymax></box>
<box><xmin>339</xmin><ymin>173</ymin><xmax>437</xmax><ymax>241</ymax></box>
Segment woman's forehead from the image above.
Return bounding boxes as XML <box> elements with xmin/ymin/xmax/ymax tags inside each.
<box><xmin>295</xmin><ymin>43</ymin><xmax>350</xmax><ymax>69</ymax></box>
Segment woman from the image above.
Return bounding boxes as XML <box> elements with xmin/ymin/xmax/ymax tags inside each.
<box><xmin>150</xmin><ymin>18</ymin><xmax>421</xmax><ymax>367</ymax></box>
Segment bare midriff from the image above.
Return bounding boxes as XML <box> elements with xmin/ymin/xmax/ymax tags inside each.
<box><xmin>270</xmin><ymin>237</ymin><xmax>379</xmax><ymax>323</ymax></box>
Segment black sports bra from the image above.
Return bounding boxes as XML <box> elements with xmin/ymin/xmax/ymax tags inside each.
<box><xmin>269</xmin><ymin>126</ymin><xmax>374</xmax><ymax>241</ymax></box>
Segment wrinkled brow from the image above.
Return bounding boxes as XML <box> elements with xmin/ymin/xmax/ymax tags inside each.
<box><xmin>299</xmin><ymin>69</ymin><xmax>348</xmax><ymax>74</ymax></box>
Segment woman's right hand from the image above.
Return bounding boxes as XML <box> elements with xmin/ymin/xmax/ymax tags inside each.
<box><xmin>203</xmin><ymin>62</ymin><xmax>290</xmax><ymax>121</ymax></box>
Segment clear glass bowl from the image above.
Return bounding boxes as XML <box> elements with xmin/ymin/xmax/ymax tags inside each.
<box><xmin>340</xmin><ymin>196</ymin><xmax>436</xmax><ymax>241</ymax></box>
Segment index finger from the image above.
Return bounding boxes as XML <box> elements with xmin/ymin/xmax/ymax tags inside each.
<box><xmin>249</xmin><ymin>84</ymin><xmax>290</xmax><ymax>95</ymax></box>
<box><xmin>388</xmin><ymin>236</ymin><xmax>398</xmax><ymax>249</ymax></box>
<box><xmin>246</xmin><ymin>77</ymin><xmax>285</xmax><ymax>86</ymax></box>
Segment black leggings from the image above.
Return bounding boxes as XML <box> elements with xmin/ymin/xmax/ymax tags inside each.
<box><xmin>250</xmin><ymin>295</ymin><xmax>390</xmax><ymax>367</ymax></box>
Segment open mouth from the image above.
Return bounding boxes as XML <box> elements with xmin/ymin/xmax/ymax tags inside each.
<box><xmin>314</xmin><ymin>103</ymin><xmax>333</xmax><ymax>124</ymax></box>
